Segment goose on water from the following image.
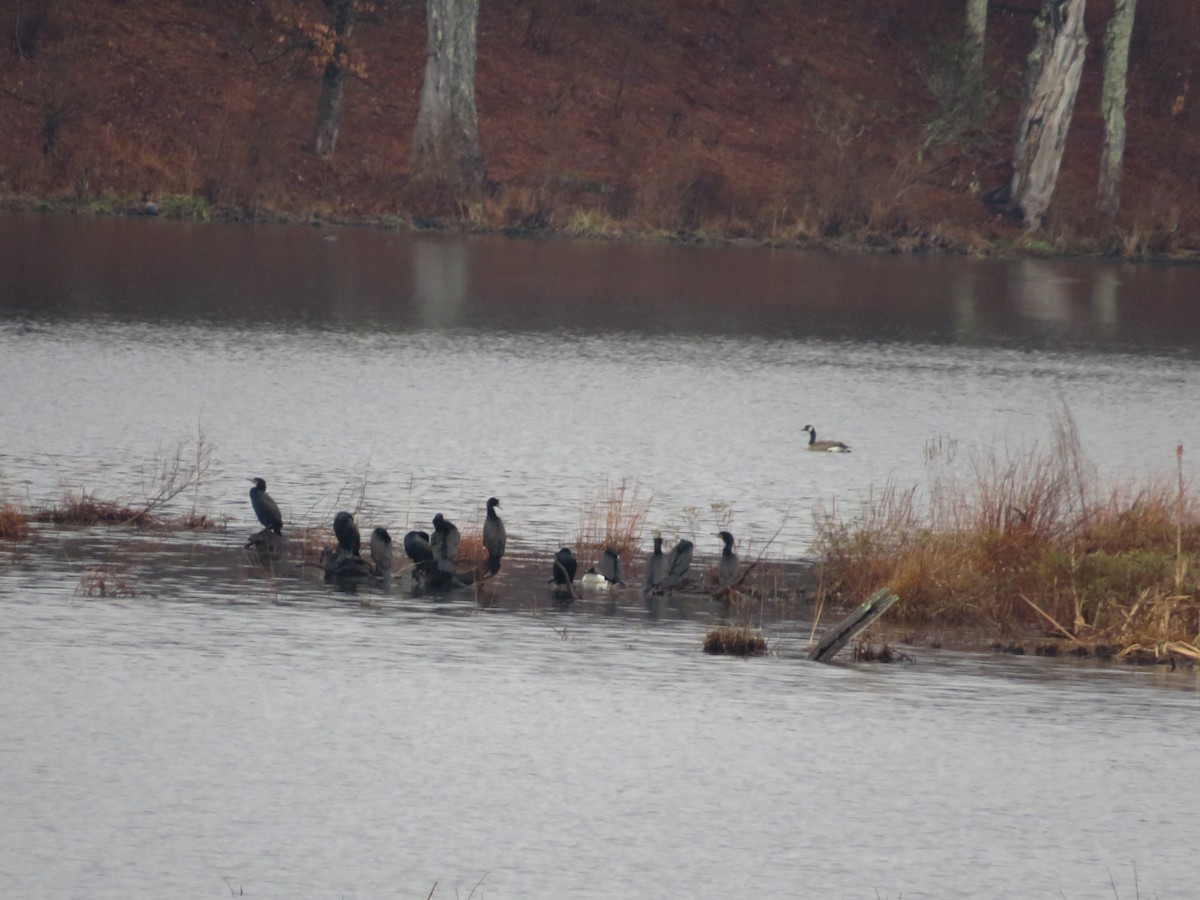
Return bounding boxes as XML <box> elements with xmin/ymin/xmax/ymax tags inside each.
<box><xmin>801</xmin><ymin>424</ymin><xmax>851</xmax><ymax>453</ymax></box>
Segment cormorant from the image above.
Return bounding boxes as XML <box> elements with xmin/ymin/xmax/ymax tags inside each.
<box><xmin>370</xmin><ymin>527</ymin><xmax>393</xmax><ymax>577</ymax></box>
<box><xmin>431</xmin><ymin>513</ymin><xmax>460</xmax><ymax>574</ymax></box>
<box><xmin>482</xmin><ymin>497</ymin><xmax>506</xmax><ymax>575</ymax></box>
<box><xmin>404</xmin><ymin>530</ymin><xmax>433</xmax><ymax>567</ymax></box>
<box><xmin>333</xmin><ymin>511</ymin><xmax>361</xmax><ymax>556</ymax></box>
<box><xmin>551</xmin><ymin>547</ymin><xmax>578</xmax><ymax>599</ymax></box>
<box><xmin>248</xmin><ymin>477</ymin><xmax>283</xmax><ymax>534</ymax></box>
<box><xmin>598</xmin><ymin>547</ymin><xmax>624</xmax><ymax>586</ymax></box>
<box><xmin>802</xmin><ymin>424</ymin><xmax>851</xmax><ymax>452</ymax></box>
<box><xmin>664</xmin><ymin>538</ymin><xmax>694</xmax><ymax>589</ymax></box>
<box><xmin>716</xmin><ymin>530</ymin><xmax>739</xmax><ymax>588</ymax></box>
<box><xmin>643</xmin><ymin>535</ymin><xmax>667</xmax><ymax>594</ymax></box>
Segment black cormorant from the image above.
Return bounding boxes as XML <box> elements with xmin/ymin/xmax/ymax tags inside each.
<box><xmin>716</xmin><ymin>530</ymin><xmax>739</xmax><ymax>588</ymax></box>
<box><xmin>664</xmin><ymin>538</ymin><xmax>694</xmax><ymax>589</ymax></box>
<box><xmin>642</xmin><ymin>535</ymin><xmax>667</xmax><ymax>594</ymax></box>
<box><xmin>431</xmin><ymin>513</ymin><xmax>460</xmax><ymax>574</ymax></box>
<box><xmin>482</xmin><ymin>497</ymin><xmax>506</xmax><ymax>575</ymax></box>
<box><xmin>370</xmin><ymin>527</ymin><xmax>393</xmax><ymax>576</ymax></box>
<box><xmin>802</xmin><ymin>424</ymin><xmax>851</xmax><ymax>453</ymax></box>
<box><xmin>248</xmin><ymin>477</ymin><xmax>283</xmax><ymax>534</ymax></box>
<box><xmin>333</xmin><ymin>511</ymin><xmax>361</xmax><ymax>556</ymax></box>
<box><xmin>598</xmin><ymin>547</ymin><xmax>624</xmax><ymax>586</ymax></box>
<box><xmin>551</xmin><ymin>547</ymin><xmax>578</xmax><ymax>599</ymax></box>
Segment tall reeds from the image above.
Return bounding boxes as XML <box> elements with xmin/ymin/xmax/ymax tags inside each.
<box><xmin>814</xmin><ymin>408</ymin><xmax>1200</xmax><ymax>649</ymax></box>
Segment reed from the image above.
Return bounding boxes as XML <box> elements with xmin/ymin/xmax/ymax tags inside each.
<box><xmin>75</xmin><ymin>562</ymin><xmax>139</xmax><ymax>598</ymax></box>
<box><xmin>814</xmin><ymin>409</ymin><xmax>1200</xmax><ymax>652</ymax></box>
<box><xmin>575</xmin><ymin>477</ymin><xmax>653</xmax><ymax>573</ymax></box>
<box><xmin>702</xmin><ymin>625</ymin><xmax>768</xmax><ymax>656</ymax></box>
<box><xmin>0</xmin><ymin>502</ymin><xmax>29</xmax><ymax>541</ymax></box>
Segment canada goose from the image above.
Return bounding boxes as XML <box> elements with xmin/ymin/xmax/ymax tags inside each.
<box><xmin>248</xmin><ymin>477</ymin><xmax>283</xmax><ymax>534</ymax></box>
<box><xmin>716</xmin><ymin>530</ymin><xmax>739</xmax><ymax>588</ymax></box>
<box><xmin>802</xmin><ymin>424</ymin><xmax>851</xmax><ymax>453</ymax></box>
<box><xmin>333</xmin><ymin>511</ymin><xmax>361</xmax><ymax>556</ymax></box>
<box><xmin>482</xmin><ymin>497</ymin><xmax>506</xmax><ymax>575</ymax></box>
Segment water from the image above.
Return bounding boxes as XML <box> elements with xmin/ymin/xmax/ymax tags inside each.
<box><xmin>3</xmin><ymin>213</ymin><xmax>1200</xmax><ymax>898</ymax></box>
<box><xmin>2</xmin><ymin>214</ymin><xmax>1199</xmax><ymax>558</ymax></box>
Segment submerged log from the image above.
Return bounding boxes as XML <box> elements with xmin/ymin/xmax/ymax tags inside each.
<box><xmin>808</xmin><ymin>588</ymin><xmax>900</xmax><ymax>664</ymax></box>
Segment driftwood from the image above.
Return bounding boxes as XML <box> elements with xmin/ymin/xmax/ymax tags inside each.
<box><xmin>808</xmin><ymin>588</ymin><xmax>900</xmax><ymax>663</ymax></box>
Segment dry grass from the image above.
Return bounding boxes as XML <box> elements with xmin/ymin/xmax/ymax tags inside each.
<box><xmin>0</xmin><ymin>503</ymin><xmax>29</xmax><ymax>541</ymax></box>
<box><xmin>34</xmin><ymin>492</ymin><xmax>149</xmax><ymax>526</ymax></box>
<box><xmin>702</xmin><ymin>625</ymin><xmax>768</xmax><ymax>656</ymax></box>
<box><xmin>814</xmin><ymin>408</ymin><xmax>1200</xmax><ymax>653</ymax></box>
<box><xmin>75</xmin><ymin>562</ymin><xmax>139</xmax><ymax>598</ymax></box>
<box><xmin>575</xmin><ymin>477</ymin><xmax>653</xmax><ymax>575</ymax></box>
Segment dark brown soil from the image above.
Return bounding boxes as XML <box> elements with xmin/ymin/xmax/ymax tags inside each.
<box><xmin>2</xmin><ymin>0</ymin><xmax>1199</xmax><ymax>256</ymax></box>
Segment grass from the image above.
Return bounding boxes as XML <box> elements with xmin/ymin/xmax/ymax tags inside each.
<box><xmin>813</xmin><ymin>407</ymin><xmax>1200</xmax><ymax>654</ymax></box>
<box><xmin>574</xmin><ymin>477</ymin><xmax>653</xmax><ymax>576</ymax></box>
<box><xmin>702</xmin><ymin>625</ymin><xmax>768</xmax><ymax>656</ymax></box>
<box><xmin>0</xmin><ymin>503</ymin><xmax>29</xmax><ymax>540</ymax></box>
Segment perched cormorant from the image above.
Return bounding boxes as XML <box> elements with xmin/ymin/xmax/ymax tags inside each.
<box><xmin>598</xmin><ymin>547</ymin><xmax>624</xmax><ymax>586</ymax></box>
<box><xmin>801</xmin><ymin>424</ymin><xmax>851</xmax><ymax>453</ymax></box>
<box><xmin>431</xmin><ymin>513</ymin><xmax>460</xmax><ymax>574</ymax></box>
<box><xmin>643</xmin><ymin>535</ymin><xmax>667</xmax><ymax>594</ymax></box>
<box><xmin>482</xmin><ymin>497</ymin><xmax>506</xmax><ymax>575</ymax></box>
<box><xmin>551</xmin><ymin>547</ymin><xmax>578</xmax><ymax>600</ymax></box>
<box><xmin>333</xmin><ymin>511</ymin><xmax>361</xmax><ymax>556</ymax></box>
<box><xmin>248</xmin><ymin>477</ymin><xmax>283</xmax><ymax>534</ymax></box>
<box><xmin>404</xmin><ymin>529</ymin><xmax>433</xmax><ymax>567</ymax></box>
<box><xmin>664</xmin><ymin>538</ymin><xmax>694</xmax><ymax>589</ymax></box>
<box><xmin>716</xmin><ymin>530</ymin><xmax>739</xmax><ymax>588</ymax></box>
<box><xmin>370</xmin><ymin>527</ymin><xmax>393</xmax><ymax>577</ymax></box>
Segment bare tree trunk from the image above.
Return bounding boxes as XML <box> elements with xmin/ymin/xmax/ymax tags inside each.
<box><xmin>1098</xmin><ymin>0</ymin><xmax>1136</xmax><ymax>219</ymax></box>
<box><xmin>1006</xmin><ymin>0</ymin><xmax>1088</xmax><ymax>230</ymax></box>
<box><xmin>965</xmin><ymin>0</ymin><xmax>988</xmax><ymax>74</ymax></box>
<box><xmin>313</xmin><ymin>0</ymin><xmax>356</xmax><ymax>160</ymax></box>
<box><xmin>411</xmin><ymin>0</ymin><xmax>484</xmax><ymax>201</ymax></box>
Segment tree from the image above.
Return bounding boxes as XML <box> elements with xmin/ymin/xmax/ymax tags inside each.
<box><xmin>1003</xmin><ymin>0</ymin><xmax>1089</xmax><ymax>230</ymax></box>
<box><xmin>1098</xmin><ymin>0</ymin><xmax>1137</xmax><ymax>219</ymax></box>
<box><xmin>411</xmin><ymin>0</ymin><xmax>485</xmax><ymax>201</ymax></box>
<box><xmin>965</xmin><ymin>0</ymin><xmax>988</xmax><ymax>75</ymax></box>
<box><xmin>314</xmin><ymin>0</ymin><xmax>357</xmax><ymax>160</ymax></box>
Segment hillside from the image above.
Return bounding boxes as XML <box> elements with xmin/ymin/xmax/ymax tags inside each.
<box><xmin>2</xmin><ymin>0</ymin><xmax>1198</xmax><ymax>256</ymax></box>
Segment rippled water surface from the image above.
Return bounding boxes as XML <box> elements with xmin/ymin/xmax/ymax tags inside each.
<box><xmin>3</xmin><ymin>213</ymin><xmax>1200</xmax><ymax>898</ymax></box>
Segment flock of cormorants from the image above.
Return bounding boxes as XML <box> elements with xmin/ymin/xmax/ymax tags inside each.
<box><xmin>247</xmin><ymin>479</ymin><xmax>743</xmax><ymax>599</ymax></box>
<box><xmin>245</xmin><ymin>424</ymin><xmax>848</xmax><ymax>598</ymax></box>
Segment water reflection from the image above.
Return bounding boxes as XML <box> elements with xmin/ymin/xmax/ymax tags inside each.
<box><xmin>4</xmin><ymin>213</ymin><xmax>1200</xmax><ymax>353</ymax></box>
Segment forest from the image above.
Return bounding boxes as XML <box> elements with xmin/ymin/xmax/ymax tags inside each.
<box><xmin>1</xmin><ymin>0</ymin><xmax>1198</xmax><ymax>257</ymax></box>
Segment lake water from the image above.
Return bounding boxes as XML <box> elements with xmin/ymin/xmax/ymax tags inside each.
<box><xmin>2</xmin><ymin>213</ymin><xmax>1200</xmax><ymax>898</ymax></box>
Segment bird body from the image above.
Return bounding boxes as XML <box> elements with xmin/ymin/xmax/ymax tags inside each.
<box><xmin>581</xmin><ymin>567</ymin><xmax>609</xmax><ymax>589</ymax></box>
<box><xmin>552</xmin><ymin>547</ymin><xmax>578</xmax><ymax>586</ymax></box>
<box><xmin>370</xmin><ymin>527</ymin><xmax>393</xmax><ymax>576</ymax></box>
<box><xmin>598</xmin><ymin>547</ymin><xmax>624</xmax><ymax>586</ymax></box>
<box><xmin>664</xmin><ymin>539</ymin><xmax>694</xmax><ymax>589</ymax></box>
<box><xmin>802</xmin><ymin>424</ymin><xmax>851</xmax><ymax>453</ymax></box>
<box><xmin>248</xmin><ymin>477</ymin><xmax>283</xmax><ymax>534</ymax></box>
<box><xmin>431</xmin><ymin>513</ymin><xmax>460</xmax><ymax>574</ymax></box>
<box><xmin>643</xmin><ymin>536</ymin><xmax>667</xmax><ymax>594</ymax></box>
<box><xmin>716</xmin><ymin>530</ymin><xmax>739</xmax><ymax>588</ymax></box>
<box><xmin>482</xmin><ymin>497</ymin><xmax>506</xmax><ymax>575</ymax></box>
<box><xmin>333</xmin><ymin>511</ymin><xmax>361</xmax><ymax>556</ymax></box>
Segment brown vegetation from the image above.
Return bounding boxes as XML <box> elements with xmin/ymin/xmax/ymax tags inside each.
<box><xmin>702</xmin><ymin>625</ymin><xmax>768</xmax><ymax>656</ymax></box>
<box><xmin>813</xmin><ymin>410</ymin><xmax>1200</xmax><ymax>654</ymax></box>
<box><xmin>574</xmin><ymin>477</ymin><xmax>653</xmax><ymax>572</ymax></box>
<box><xmin>1</xmin><ymin>1</ymin><xmax>1199</xmax><ymax>255</ymax></box>
<box><xmin>0</xmin><ymin>502</ymin><xmax>29</xmax><ymax>540</ymax></box>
